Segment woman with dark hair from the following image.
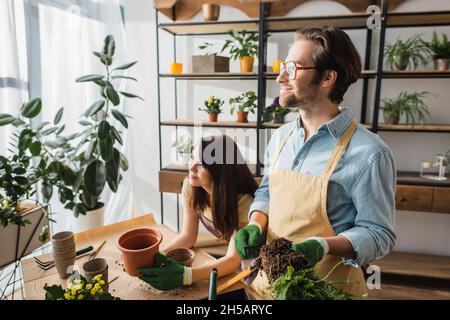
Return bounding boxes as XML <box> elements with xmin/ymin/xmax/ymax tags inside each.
<box><xmin>139</xmin><ymin>135</ymin><xmax>258</xmax><ymax>291</ymax></box>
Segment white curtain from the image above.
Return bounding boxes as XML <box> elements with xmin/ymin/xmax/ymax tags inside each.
<box><xmin>0</xmin><ymin>0</ymin><xmax>28</xmax><ymax>156</ymax></box>
<box><xmin>36</xmin><ymin>0</ymin><xmax>134</xmax><ymax>231</ymax></box>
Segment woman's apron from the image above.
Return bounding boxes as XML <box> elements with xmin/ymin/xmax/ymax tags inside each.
<box><xmin>250</xmin><ymin>119</ymin><xmax>368</xmax><ymax>299</ymax></box>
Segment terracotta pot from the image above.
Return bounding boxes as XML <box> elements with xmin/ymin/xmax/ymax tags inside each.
<box><xmin>239</xmin><ymin>56</ymin><xmax>254</xmax><ymax>73</ymax></box>
<box><xmin>434</xmin><ymin>58</ymin><xmax>450</xmax><ymax>71</ymax></box>
<box><xmin>117</xmin><ymin>228</ymin><xmax>163</xmax><ymax>277</ymax></box>
<box><xmin>383</xmin><ymin>111</ymin><xmax>400</xmax><ymax>125</ymax></box>
<box><xmin>236</xmin><ymin>111</ymin><xmax>248</xmax><ymax>123</ymax></box>
<box><xmin>208</xmin><ymin>113</ymin><xmax>218</xmax><ymax>122</ymax></box>
<box><xmin>202</xmin><ymin>4</ymin><xmax>220</xmax><ymax>21</ymax></box>
<box><xmin>166</xmin><ymin>248</ymin><xmax>195</xmax><ymax>267</ymax></box>
<box><xmin>83</xmin><ymin>258</ymin><xmax>109</xmax><ymax>292</ymax></box>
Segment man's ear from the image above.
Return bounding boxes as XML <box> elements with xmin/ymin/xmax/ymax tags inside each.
<box><xmin>321</xmin><ymin>70</ymin><xmax>337</xmax><ymax>89</ymax></box>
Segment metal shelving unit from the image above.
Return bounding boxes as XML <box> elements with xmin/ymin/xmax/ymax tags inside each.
<box><xmin>155</xmin><ymin>1</ymin><xmax>450</xmax><ymax>228</ymax></box>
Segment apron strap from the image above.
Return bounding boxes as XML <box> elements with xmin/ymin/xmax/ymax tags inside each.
<box><xmin>269</xmin><ymin>122</ymin><xmax>296</xmax><ymax>172</ymax></box>
<box><xmin>321</xmin><ymin>119</ymin><xmax>358</xmax><ymax>180</ymax></box>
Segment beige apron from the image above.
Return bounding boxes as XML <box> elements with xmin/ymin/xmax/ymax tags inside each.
<box><xmin>250</xmin><ymin>119</ymin><xmax>368</xmax><ymax>299</ymax></box>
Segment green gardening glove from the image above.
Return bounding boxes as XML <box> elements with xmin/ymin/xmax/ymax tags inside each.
<box><xmin>292</xmin><ymin>237</ymin><xmax>329</xmax><ymax>267</ymax></box>
<box><xmin>138</xmin><ymin>252</ymin><xmax>190</xmax><ymax>291</ymax></box>
<box><xmin>234</xmin><ymin>224</ymin><xmax>262</xmax><ymax>259</ymax></box>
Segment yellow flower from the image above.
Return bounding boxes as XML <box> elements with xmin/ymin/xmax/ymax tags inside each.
<box><xmin>93</xmin><ymin>274</ymin><xmax>102</xmax><ymax>282</ymax></box>
<box><xmin>99</xmin><ymin>280</ymin><xmax>105</xmax><ymax>286</ymax></box>
<box><xmin>94</xmin><ymin>283</ymin><xmax>101</xmax><ymax>290</ymax></box>
<box><xmin>77</xmin><ymin>294</ymin><xmax>84</xmax><ymax>300</ymax></box>
<box><xmin>90</xmin><ymin>288</ymin><xmax>97</xmax><ymax>295</ymax></box>
<box><xmin>71</xmin><ymin>288</ymin><xmax>77</xmax><ymax>296</ymax></box>
<box><xmin>64</xmin><ymin>293</ymin><xmax>71</xmax><ymax>300</ymax></box>
<box><xmin>86</xmin><ymin>284</ymin><xmax>93</xmax><ymax>290</ymax></box>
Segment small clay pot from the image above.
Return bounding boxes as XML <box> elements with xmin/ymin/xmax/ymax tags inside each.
<box><xmin>83</xmin><ymin>258</ymin><xmax>109</xmax><ymax>292</ymax></box>
<box><xmin>236</xmin><ymin>111</ymin><xmax>249</xmax><ymax>123</ymax></box>
<box><xmin>117</xmin><ymin>228</ymin><xmax>163</xmax><ymax>277</ymax></box>
<box><xmin>434</xmin><ymin>58</ymin><xmax>450</xmax><ymax>71</ymax></box>
<box><xmin>239</xmin><ymin>56</ymin><xmax>254</xmax><ymax>73</ymax></box>
<box><xmin>202</xmin><ymin>4</ymin><xmax>220</xmax><ymax>21</ymax></box>
<box><xmin>166</xmin><ymin>248</ymin><xmax>195</xmax><ymax>267</ymax></box>
<box><xmin>383</xmin><ymin>111</ymin><xmax>400</xmax><ymax>125</ymax></box>
<box><xmin>208</xmin><ymin>113</ymin><xmax>218</xmax><ymax>122</ymax></box>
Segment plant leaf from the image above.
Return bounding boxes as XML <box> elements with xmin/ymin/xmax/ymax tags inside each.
<box><xmin>105</xmin><ymin>86</ymin><xmax>120</xmax><ymax>106</ymax></box>
<box><xmin>98</xmin><ymin>121</ymin><xmax>110</xmax><ymax>140</ymax></box>
<box><xmin>120</xmin><ymin>91</ymin><xmax>144</xmax><ymax>101</ymax></box>
<box><xmin>53</xmin><ymin>107</ymin><xmax>64</xmax><ymax>125</ymax></box>
<box><xmin>21</xmin><ymin>98</ymin><xmax>42</xmax><ymax>118</ymax></box>
<box><xmin>84</xmin><ymin>100</ymin><xmax>105</xmax><ymax>118</ymax></box>
<box><xmin>76</xmin><ymin>74</ymin><xmax>105</xmax><ymax>82</ymax></box>
<box><xmin>112</xmin><ymin>61</ymin><xmax>137</xmax><ymax>71</ymax></box>
<box><xmin>0</xmin><ymin>114</ymin><xmax>16</xmax><ymax>126</ymax></box>
<box><xmin>84</xmin><ymin>160</ymin><xmax>106</xmax><ymax>197</ymax></box>
<box><xmin>111</xmin><ymin>110</ymin><xmax>128</xmax><ymax>128</ymax></box>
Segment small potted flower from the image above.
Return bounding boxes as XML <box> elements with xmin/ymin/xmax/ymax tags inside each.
<box><xmin>428</xmin><ymin>31</ymin><xmax>450</xmax><ymax>71</ymax></box>
<box><xmin>229</xmin><ymin>91</ymin><xmax>257</xmax><ymax>123</ymax></box>
<box><xmin>220</xmin><ymin>30</ymin><xmax>259</xmax><ymax>73</ymax></box>
<box><xmin>172</xmin><ymin>136</ymin><xmax>193</xmax><ymax>165</ymax></box>
<box><xmin>198</xmin><ymin>96</ymin><xmax>224</xmax><ymax>122</ymax></box>
<box><xmin>262</xmin><ymin>105</ymin><xmax>275</xmax><ymax>122</ymax></box>
<box><xmin>269</xmin><ymin>97</ymin><xmax>291</xmax><ymax>124</ymax></box>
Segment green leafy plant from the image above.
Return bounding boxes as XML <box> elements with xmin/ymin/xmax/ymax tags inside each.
<box><xmin>428</xmin><ymin>31</ymin><xmax>450</xmax><ymax>59</ymax></box>
<box><xmin>198</xmin><ymin>96</ymin><xmax>224</xmax><ymax>114</ymax></box>
<box><xmin>67</xmin><ymin>34</ymin><xmax>141</xmax><ymax>216</ymax></box>
<box><xmin>270</xmin><ymin>266</ymin><xmax>351</xmax><ymax>300</ymax></box>
<box><xmin>270</xmin><ymin>97</ymin><xmax>290</xmax><ymax>116</ymax></box>
<box><xmin>220</xmin><ymin>30</ymin><xmax>259</xmax><ymax>60</ymax></box>
<box><xmin>172</xmin><ymin>136</ymin><xmax>193</xmax><ymax>154</ymax></box>
<box><xmin>381</xmin><ymin>91</ymin><xmax>430</xmax><ymax>126</ymax></box>
<box><xmin>0</xmin><ymin>99</ymin><xmax>70</xmax><ymax>227</ymax></box>
<box><xmin>229</xmin><ymin>91</ymin><xmax>257</xmax><ymax>114</ymax></box>
<box><xmin>197</xmin><ymin>42</ymin><xmax>217</xmax><ymax>56</ymax></box>
<box><xmin>384</xmin><ymin>35</ymin><xmax>432</xmax><ymax>70</ymax></box>
<box><xmin>44</xmin><ymin>274</ymin><xmax>119</xmax><ymax>300</ymax></box>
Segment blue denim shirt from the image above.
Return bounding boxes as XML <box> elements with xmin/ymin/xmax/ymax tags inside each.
<box><xmin>250</xmin><ymin>107</ymin><xmax>397</xmax><ymax>266</ymax></box>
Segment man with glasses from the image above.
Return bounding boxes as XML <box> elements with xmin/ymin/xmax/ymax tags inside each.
<box><xmin>235</xmin><ymin>26</ymin><xmax>396</xmax><ymax>298</ymax></box>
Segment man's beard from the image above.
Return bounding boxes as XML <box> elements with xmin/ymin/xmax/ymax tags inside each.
<box><xmin>279</xmin><ymin>84</ymin><xmax>321</xmax><ymax>110</ymax></box>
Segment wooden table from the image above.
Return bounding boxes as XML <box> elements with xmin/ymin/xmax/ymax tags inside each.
<box><xmin>21</xmin><ymin>214</ymin><xmax>244</xmax><ymax>300</ymax></box>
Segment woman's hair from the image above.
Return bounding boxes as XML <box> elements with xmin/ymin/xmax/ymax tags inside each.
<box><xmin>191</xmin><ymin>135</ymin><xmax>258</xmax><ymax>241</ymax></box>
<box><xmin>295</xmin><ymin>26</ymin><xmax>362</xmax><ymax>104</ymax></box>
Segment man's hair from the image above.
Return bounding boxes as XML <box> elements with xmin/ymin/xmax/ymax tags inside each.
<box><xmin>295</xmin><ymin>26</ymin><xmax>362</xmax><ymax>104</ymax></box>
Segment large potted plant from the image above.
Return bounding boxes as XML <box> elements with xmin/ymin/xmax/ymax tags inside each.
<box><xmin>229</xmin><ymin>91</ymin><xmax>257</xmax><ymax>123</ymax></box>
<box><xmin>381</xmin><ymin>91</ymin><xmax>430</xmax><ymax>126</ymax></box>
<box><xmin>428</xmin><ymin>31</ymin><xmax>450</xmax><ymax>71</ymax></box>
<box><xmin>192</xmin><ymin>42</ymin><xmax>229</xmax><ymax>73</ymax></box>
<box><xmin>384</xmin><ymin>35</ymin><xmax>431</xmax><ymax>71</ymax></box>
<box><xmin>67</xmin><ymin>35</ymin><xmax>141</xmax><ymax>232</ymax></box>
<box><xmin>220</xmin><ymin>30</ymin><xmax>259</xmax><ymax>73</ymax></box>
<box><xmin>172</xmin><ymin>136</ymin><xmax>193</xmax><ymax>166</ymax></box>
<box><xmin>198</xmin><ymin>96</ymin><xmax>224</xmax><ymax>122</ymax></box>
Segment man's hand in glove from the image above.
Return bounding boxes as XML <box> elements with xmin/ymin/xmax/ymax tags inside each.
<box><xmin>139</xmin><ymin>252</ymin><xmax>192</xmax><ymax>291</ymax></box>
<box><xmin>292</xmin><ymin>237</ymin><xmax>329</xmax><ymax>267</ymax></box>
<box><xmin>234</xmin><ymin>223</ymin><xmax>262</xmax><ymax>259</ymax></box>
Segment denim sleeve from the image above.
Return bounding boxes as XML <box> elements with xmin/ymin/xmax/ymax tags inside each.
<box><xmin>339</xmin><ymin>148</ymin><xmax>397</xmax><ymax>267</ymax></box>
<box><xmin>248</xmin><ymin>134</ymin><xmax>275</xmax><ymax>219</ymax></box>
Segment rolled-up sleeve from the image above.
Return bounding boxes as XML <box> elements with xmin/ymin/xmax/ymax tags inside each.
<box><xmin>339</xmin><ymin>148</ymin><xmax>397</xmax><ymax>267</ymax></box>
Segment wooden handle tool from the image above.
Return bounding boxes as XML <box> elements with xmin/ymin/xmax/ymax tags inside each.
<box><xmin>216</xmin><ymin>267</ymin><xmax>255</xmax><ymax>293</ymax></box>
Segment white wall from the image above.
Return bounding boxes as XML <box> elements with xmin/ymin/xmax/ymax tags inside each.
<box><xmin>123</xmin><ymin>0</ymin><xmax>450</xmax><ymax>255</ymax></box>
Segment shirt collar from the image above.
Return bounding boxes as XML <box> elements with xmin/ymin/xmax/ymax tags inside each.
<box><xmin>296</xmin><ymin>107</ymin><xmax>354</xmax><ymax>140</ymax></box>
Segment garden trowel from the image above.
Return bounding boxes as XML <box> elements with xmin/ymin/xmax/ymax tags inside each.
<box><xmin>216</xmin><ymin>259</ymin><xmax>259</xmax><ymax>293</ymax></box>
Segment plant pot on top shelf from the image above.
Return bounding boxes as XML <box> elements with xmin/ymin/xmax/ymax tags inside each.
<box><xmin>202</xmin><ymin>4</ymin><xmax>220</xmax><ymax>21</ymax></box>
<box><xmin>230</xmin><ymin>91</ymin><xmax>257</xmax><ymax>123</ymax></box>
<box><xmin>220</xmin><ymin>30</ymin><xmax>260</xmax><ymax>73</ymax></box>
<box><xmin>429</xmin><ymin>31</ymin><xmax>450</xmax><ymax>71</ymax></box>
<box><xmin>381</xmin><ymin>91</ymin><xmax>430</xmax><ymax>126</ymax></box>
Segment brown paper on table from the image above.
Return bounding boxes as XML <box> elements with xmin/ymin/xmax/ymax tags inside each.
<box><xmin>21</xmin><ymin>214</ymin><xmax>244</xmax><ymax>300</ymax></box>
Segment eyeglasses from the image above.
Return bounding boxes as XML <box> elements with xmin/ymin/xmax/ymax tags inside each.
<box><xmin>280</xmin><ymin>61</ymin><xmax>317</xmax><ymax>80</ymax></box>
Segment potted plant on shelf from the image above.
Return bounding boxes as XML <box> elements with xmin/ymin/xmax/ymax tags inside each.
<box><xmin>192</xmin><ymin>42</ymin><xmax>230</xmax><ymax>73</ymax></box>
<box><xmin>269</xmin><ymin>96</ymin><xmax>291</xmax><ymax>124</ymax></box>
<box><xmin>381</xmin><ymin>91</ymin><xmax>430</xmax><ymax>126</ymax></box>
<box><xmin>262</xmin><ymin>105</ymin><xmax>275</xmax><ymax>122</ymax></box>
<box><xmin>198</xmin><ymin>96</ymin><xmax>224</xmax><ymax>122</ymax></box>
<box><xmin>428</xmin><ymin>31</ymin><xmax>450</xmax><ymax>71</ymax></box>
<box><xmin>384</xmin><ymin>35</ymin><xmax>431</xmax><ymax>71</ymax></box>
<box><xmin>172</xmin><ymin>136</ymin><xmax>193</xmax><ymax>166</ymax></box>
<box><xmin>229</xmin><ymin>91</ymin><xmax>257</xmax><ymax>123</ymax></box>
<box><xmin>220</xmin><ymin>30</ymin><xmax>259</xmax><ymax>73</ymax></box>
<box><xmin>192</xmin><ymin>42</ymin><xmax>229</xmax><ymax>73</ymax></box>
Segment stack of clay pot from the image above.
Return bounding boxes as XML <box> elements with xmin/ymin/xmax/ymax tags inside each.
<box><xmin>52</xmin><ymin>231</ymin><xmax>76</xmax><ymax>279</ymax></box>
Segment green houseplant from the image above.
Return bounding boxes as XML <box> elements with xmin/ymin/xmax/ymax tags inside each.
<box><xmin>192</xmin><ymin>42</ymin><xmax>229</xmax><ymax>73</ymax></box>
<box><xmin>384</xmin><ymin>35</ymin><xmax>432</xmax><ymax>71</ymax></box>
<box><xmin>381</xmin><ymin>91</ymin><xmax>430</xmax><ymax>126</ymax></box>
<box><xmin>198</xmin><ymin>96</ymin><xmax>224</xmax><ymax>122</ymax></box>
<box><xmin>270</xmin><ymin>97</ymin><xmax>291</xmax><ymax>124</ymax></box>
<box><xmin>229</xmin><ymin>91</ymin><xmax>257</xmax><ymax>123</ymax></box>
<box><xmin>172</xmin><ymin>136</ymin><xmax>193</xmax><ymax>165</ymax></box>
<box><xmin>220</xmin><ymin>30</ymin><xmax>259</xmax><ymax>73</ymax></box>
<box><xmin>428</xmin><ymin>31</ymin><xmax>450</xmax><ymax>71</ymax></box>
